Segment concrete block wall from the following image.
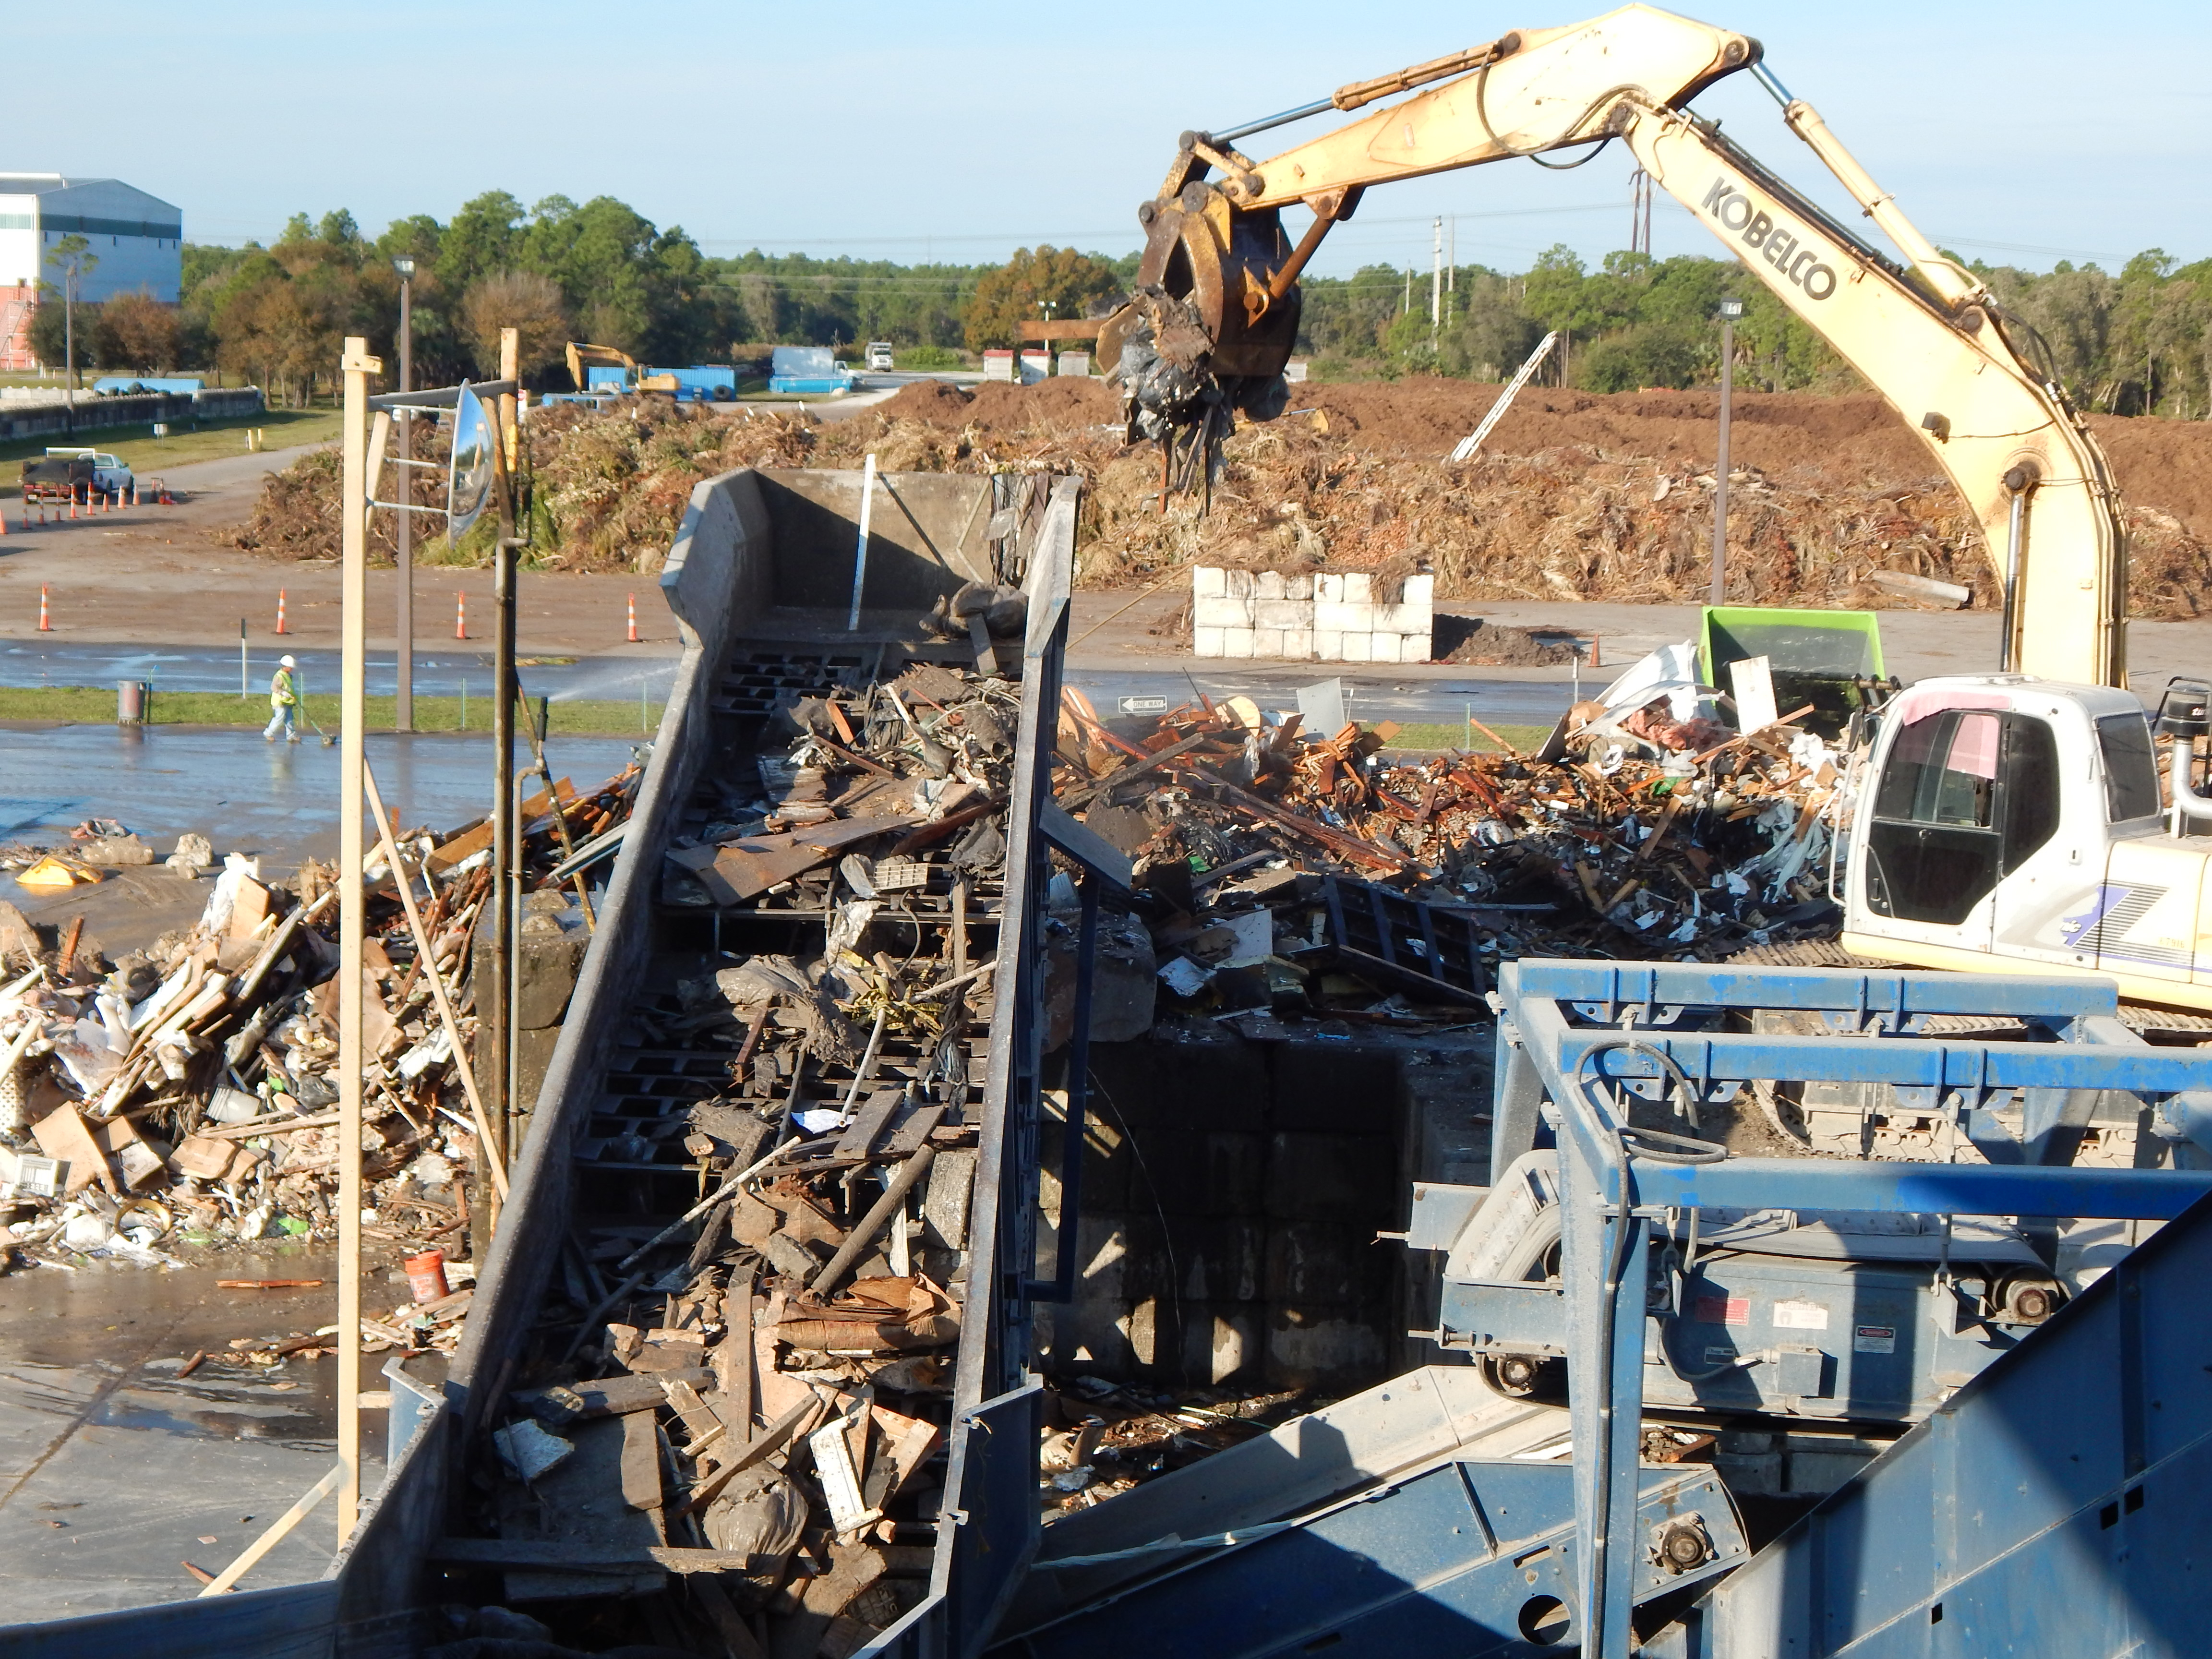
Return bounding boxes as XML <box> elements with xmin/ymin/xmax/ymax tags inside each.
<box><xmin>1192</xmin><ymin>565</ymin><xmax>1431</xmax><ymax>663</ymax></box>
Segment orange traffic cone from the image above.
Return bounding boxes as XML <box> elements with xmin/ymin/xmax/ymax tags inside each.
<box><xmin>38</xmin><ymin>587</ymin><xmax>50</xmax><ymax>632</ymax></box>
<box><xmin>627</xmin><ymin>592</ymin><xmax>639</xmax><ymax>643</ymax></box>
<box><xmin>130</xmin><ymin>481</ymin><xmax>138</xmax><ymax>506</ymax></box>
<box><xmin>455</xmin><ymin>591</ymin><xmax>467</xmax><ymax>640</ymax></box>
<box><xmin>275</xmin><ymin>589</ymin><xmax>289</xmax><ymax>635</ymax></box>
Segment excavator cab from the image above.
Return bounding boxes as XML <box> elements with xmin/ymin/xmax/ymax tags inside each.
<box><xmin>1842</xmin><ymin>677</ymin><xmax>2208</xmax><ymax>1006</ymax></box>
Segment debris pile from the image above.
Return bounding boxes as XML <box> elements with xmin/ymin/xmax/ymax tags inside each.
<box><xmin>0</xmin><ymin>765</ymin><xmax>643</xmax><ymax>1315</ymax></box>
<box><xmin>1054</xmin><ymin>663</ymin><xmax>1844</xmax><ymax>1019</ymax></box>
<box><xmin>464</xmin><ymin>662</ymin><xmax>1012</xmax><ymax>1644</ymax></box>
<box><xmin>1038</xmin><ymin>1376</ymin><xmax>1309</xmax><ymax>1513</ymax></box>
<box><xmin>220</xmin><ymin>383</ymin><xmax>2212</xmax><ymax>615</ymax></box>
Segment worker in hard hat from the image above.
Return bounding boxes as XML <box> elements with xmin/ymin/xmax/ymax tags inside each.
<box><xmin>264</xmin><ymin>654</ymin><xmax>301</xmax><ymax>743</ymax></box>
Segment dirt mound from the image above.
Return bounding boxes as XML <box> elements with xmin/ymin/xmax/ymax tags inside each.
<box><xmin>222</xmin><ymin>381</ymin><xmax>2212</xmax><ymax>617</ymax></box>
<box><xmin>874</xmin><ymin>380</ymin><xmax>975</xmax><ymax>423</ymax></box>
<box><xmin>2090</xmin><ymin>414</ymin><xmax>2212</xmax><ymax>533</ymax></box>
<box><xmin>874</xmin><ymin>375</ymin><xmax>1117</xmax><ymax>433</ymax></box>
<box><xmin>1432</xmin><ymin>616</ymin><xmax>1584</xmax><ymax>666</ymax></box>
<box><xmin>1297</xmin><ymin>379</ymin><xmax>2212</xmax><ymax>538</ymax></box>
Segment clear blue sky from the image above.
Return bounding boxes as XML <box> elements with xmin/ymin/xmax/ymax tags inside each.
<box><xmin>14</xmin><ymin>0</ymin><xmax>2207</xmax><ymax>278</ymax></box>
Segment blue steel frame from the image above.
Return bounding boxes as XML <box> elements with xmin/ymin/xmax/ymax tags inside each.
<box><xmin>1492</xmin><ymin>960</ymin><xmax>2212</xmax><ymax>1659</ymax></box>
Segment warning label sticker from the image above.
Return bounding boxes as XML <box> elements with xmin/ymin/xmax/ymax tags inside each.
<box><xmin>1772</xmin><ymin>1299</ymin><xmax>1830</xmax><ymax>1331</ymax></box>
<box><xmin>1853</xmin><ymin>1325</ymin><xmax>1898</xmax><ymax>1355</ymax></box>
<box><xmin>1695</xmin><ymin>1295</ymin><xmax>1751</xmax><ymax>1326</ymax></box>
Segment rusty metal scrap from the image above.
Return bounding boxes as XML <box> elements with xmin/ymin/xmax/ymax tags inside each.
<box><xmin>1052</xmin><ymin>686</ymin><xmax>1843</xmax><ymax>1021</ymax></box>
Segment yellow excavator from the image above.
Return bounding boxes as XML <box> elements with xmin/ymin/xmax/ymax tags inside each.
<box><xmin>1098</xmin><ymin>3</ymin><xmax>2212</xmax><ymax>1013</ymax></box>
<box><xmin>564</xmin><ymin>341</ymin><xmax>678</xmax><ymax>397</ymax></box>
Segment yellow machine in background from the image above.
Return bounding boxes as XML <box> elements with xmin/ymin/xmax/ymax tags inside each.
<box><xmin>1101</xmin><ymin>3</ymin><xmax>2212</xmax><ymax>1010</ymax></box>
<box><xmin>563</xmin><ymin>341</ymin><xmax>678</xmax><ymax>396</ymax></box>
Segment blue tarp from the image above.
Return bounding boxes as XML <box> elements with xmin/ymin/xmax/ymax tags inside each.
<box><xmin>91</xmin><ymin>376</ymin><xmax>203</xmax><ymax>395</ymax></box>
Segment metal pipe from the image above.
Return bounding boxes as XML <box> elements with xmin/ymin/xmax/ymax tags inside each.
<box><xmin>1712</xmin><ymin>313</ymin><xmax>1733</xmax><ymax>605</ymax></box>
<box><xmin>810</xmin><ymin>1145</ymin><xmax>937</xmax><ymax>1296</ymax></box>
<box><xmin>1209</xmin><ymin>98</ymin><xmax>1335</xmax><ymax>145</ymax></box>
<box><xmin>2000</xmin><ymin>469</ymin><xmax>2035</xmax><ymax>674</ymax></box>
<box><xmin>2171</xmin><ymin>738</ymin><xmax>2212</xmax><ymax>822</ymax></box>
<box><xmin>847</xmin><ymin>453</ymin><xmax>878</xmax><ymax>632</ymax></box>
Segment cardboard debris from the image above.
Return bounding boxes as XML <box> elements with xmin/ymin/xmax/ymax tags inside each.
<box><xmin>0</xmin><ymin>772</ymin><xmax>642</xmax><ymax>1358</ymax></box>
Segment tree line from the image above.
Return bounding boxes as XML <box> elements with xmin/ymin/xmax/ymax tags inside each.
<box><xmin>1297</xmin><ymin>243</ymin><xmax>2212</xmax><ymax>415</ymax></box>
<box><xmin>29</xmin><ymin>187</ymin><xmax>2207</xmax><ymax>418</ymax></box>
<box><xmin>28</xmin><ymin>191</ymin><xmax>1142</xmax><ymax>399</ymax></box>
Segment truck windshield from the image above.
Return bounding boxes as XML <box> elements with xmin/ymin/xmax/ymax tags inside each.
<box><xmin>2096</xmin><ymin>712</ymin><xmax>2162</xmax><ymax>821</ymax></box>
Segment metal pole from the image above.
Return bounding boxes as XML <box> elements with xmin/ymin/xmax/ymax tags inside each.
<box><xmin>492</xmin><ymin>328</ymin><xmax>520</xmax><ymax>1164</ymax></box>
<box><xmin>1712</xmin><ymin>313</ymin><xmax>1734</xmax><ymax>606</ymax></box>
<box><xmin>239</xmin><ymin>618</ymin><xmax>247</xmax><ymax>699</ymax></box>
<box><xmin>1430</xmin><ymin>217</ymin><xmax>1442</xmax><ymax>333</ymax></box>
<box><xmin>396</xmin><ymin>274</ymin><xmax>414</xmax><ymax>732</ymax></box>
<box><xmin>336</xmin><ymin>334</ymin><xmax>381</xmax><ymax>1545</ymax></box>
<box><xmin>846</xmin><ymin>453</ymin><xmax>878</xmax><ymax>632</ymax></box>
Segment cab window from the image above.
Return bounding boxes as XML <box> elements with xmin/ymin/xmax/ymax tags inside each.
<box><xmin>2096</xmin><ymin>712</ymin><xmax>2162</xmax><ymax>821</ymax></box>
<box><xmin>1865</xmin><ymin>710</ymin><xmax>2058</xmax><ymax>924</ymax></box>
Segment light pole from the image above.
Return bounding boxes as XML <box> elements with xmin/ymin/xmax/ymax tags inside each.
<box><xmin>392</xmin><ymin>256</ymin><xmax>416</xmax><ymax>731</ymax></box>
<box><xmin>1712</xmin><ymin>298</ymin><xmax>1743</xmax><ymax>606</ymax></box>
<box><xmin>44</xmin><ymin>234</ymin><xmax>97</xmax><ymax>420</ymax></box>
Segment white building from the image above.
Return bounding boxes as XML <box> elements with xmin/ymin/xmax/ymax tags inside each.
<box><xmin>0</xmin><ymin>175</ymin><xmax>184</xmax><ymax>371</ymax></box>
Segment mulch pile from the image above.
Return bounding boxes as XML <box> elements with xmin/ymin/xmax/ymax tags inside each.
<box><xmin>222</xmin><ymin>379</ymin><xmax>2212</xmax><ymax>619</ymax></box>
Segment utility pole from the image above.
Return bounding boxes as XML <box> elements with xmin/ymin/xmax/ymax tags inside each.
<box><xmin>43</xmin><ymin>234</ymin><xmax>96</xmax><ymax>420</ymax></box>
<box><xmin>392</xmin><ymin>257</ymin><xmax>416</xmax><ymax>731</ymax></box>
<box><xmin>1448</xmin><ymin>218</ymin><xmax>1456</xmax><ymax>303</ymax></box>
<box><xmin>1713</xmin><ymin>299</ymin><xmax>1743</xmax><ymax>606</ymax></box>
<box><xmin>1431</xmin><ymin>217</ymin><xmax>1443</xmax><ymax>335</ymax></box>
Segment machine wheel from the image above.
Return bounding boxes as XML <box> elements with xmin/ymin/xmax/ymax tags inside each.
<box><xmin>1480</xmin><ymin>1352</ymin><xmax>1566</xmax><ymax>1404</ymax></box>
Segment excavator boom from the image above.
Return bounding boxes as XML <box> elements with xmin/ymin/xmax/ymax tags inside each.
<box><xmin>1108</xmin><ymin>2</ymin><xmax>2127</xmax><ymax>687</ymax></box>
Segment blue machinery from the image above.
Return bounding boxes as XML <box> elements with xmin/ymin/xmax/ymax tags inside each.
<box><xmin>991</xmin><ymin>961</ymin><xmax>2212</xmax><ymax>1659</ymax></box>
<box><xmin>1479</xmin><ymin>961</ymin><xmax>2212</xmax><ymax>1656</ymax></box>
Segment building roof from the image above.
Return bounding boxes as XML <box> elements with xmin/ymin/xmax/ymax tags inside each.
<box><xmin>0</xmin><ymin>175</ymin><xmax>181</xmax><ymax>215</ymax></box>
<box><xmin>0</xmin><ymin>176</ymin><xmax>182</xmax><ymax>241</ymax></box>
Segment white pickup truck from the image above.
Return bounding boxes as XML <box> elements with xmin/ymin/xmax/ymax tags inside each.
<box><xmin>22</xmin><ymin>446</ymin><xmax>134</xmax><ymax>498</ymax></box>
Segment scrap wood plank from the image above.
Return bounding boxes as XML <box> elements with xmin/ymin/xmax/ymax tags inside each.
<box><xmin>832</xmin><ymin>1090</ymin><xmax>904</xmax><ymax>1160</ymax></box>
<box><xmin>880</xmin><ymin>1101</ymin><xmax>946</xmax><ymax>1159</ymax></box>
<box><xmin>514</xmin><ymin>1370</ymin><xmax>712</xmax><ymax>1423</ymax></box>
<box><xmin>620</xmin><ymin>1405</ymin><xmax>663</xmax><ymax>1515</ymax></box>
<box><xmin>661</xmin><ymin>1377</ymin><xmax>723</xmax><ymax>1448</ymax></box>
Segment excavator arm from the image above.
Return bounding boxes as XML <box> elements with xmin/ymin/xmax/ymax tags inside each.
<box><xmin>1104</xmin><ymin>2</ymin><xmax>2127</xmax><ymax>687</ymax></box>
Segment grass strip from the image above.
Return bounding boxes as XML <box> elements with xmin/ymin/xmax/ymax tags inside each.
<box><xmin>0</xmin><ymin>686</ymin><xmax>664</xmax><ymax>735</ymax></box>
<box><xmin>1379</xmin><ymin>720</ymin><xmax>1553</xmax><ymax>755</ymax></box>
<box><xmin>0</xmin><ymin>409</ymin><xmax>342</xmax><ymax>492</ymax></box>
